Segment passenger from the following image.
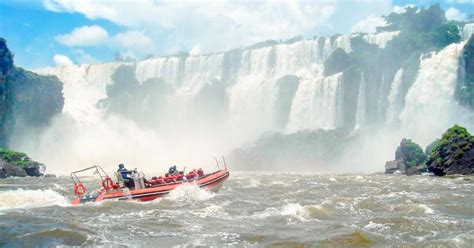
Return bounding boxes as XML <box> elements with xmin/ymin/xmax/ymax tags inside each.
<box><xmin>164</xmin><ymin>173</ymin><xmax>175</xmax><ymax>183</ymax></box>
<box><xmin>187</xmin><ymin>169</ymin><xmax>197</xmax><ymax>179</ymax></box>
<box><xmin>117</xmin><ymin>164</ymin><xmax>135</xmax><ymax>188</ymax></box>
<box><xmin>176</xmin><ymin>171</ymin><xmax>185</xmax><ymax>181</ymax></box>
<box><xmin>168</xmin><ymin>165</ymin><xmax>178</xmax><ymax>175</ymax></box>
<box><xmin>197</xmin><ymin>168</ymin><xmax>204</xmax><ymax>177</ymax></box>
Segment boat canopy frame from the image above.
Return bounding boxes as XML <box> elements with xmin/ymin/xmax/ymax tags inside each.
<box><xmin>70</xmin><ymin>165</ymin><xmax>111</xmax><ymax>185</ymax></box>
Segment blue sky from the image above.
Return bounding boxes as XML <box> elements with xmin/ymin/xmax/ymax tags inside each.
<box><xmin>1</xmin><ymin>0</ymin><xmax>473</xmax><ymax>69</ymax></box>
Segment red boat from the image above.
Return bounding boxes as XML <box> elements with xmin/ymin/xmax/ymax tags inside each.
<box><xmin>70</xmin><ymin>163</ymin><xmax>230</xmax><ymax>205</ymax></box>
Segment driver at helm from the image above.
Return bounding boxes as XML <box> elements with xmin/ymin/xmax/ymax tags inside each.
<box><xmin>117</xmin><ymin>164</ymin><xmax>134</xmax><ymax>188</ymax></box>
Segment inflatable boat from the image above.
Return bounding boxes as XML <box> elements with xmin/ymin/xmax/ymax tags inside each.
<box><xmin>70</xmin><ymin>164</ymin><xmax>230</xmax><ymax>205</ymax></box>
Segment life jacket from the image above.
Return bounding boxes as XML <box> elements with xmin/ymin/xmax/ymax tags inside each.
<box><xmin>176</xmin><ymin>174</ymin><xmax>184</xmax><ymax>181</ymax></box>
<box><xmin>187</xmin><ymin>170</ymin><xmax>197</xmax><ymax>179</ymax></box>
<box><xmin>156</xmin><ymin>178</ymin><xmax>165</xmax><ymax>184</ymax></box>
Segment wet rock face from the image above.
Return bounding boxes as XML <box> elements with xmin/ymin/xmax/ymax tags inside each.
<box><xmin>0</xmin><ymin>159</ymin><xmax>27</xmax><ymax>177</ymax></box>
<box><xmin>427</xmin><ymin>125</ymin><xmax>474</xmax><ymax>176</ymax></box>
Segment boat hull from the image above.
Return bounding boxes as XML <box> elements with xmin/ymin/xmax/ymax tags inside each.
<box><xmin>72</xmin><ymin>169</ymin><xmax>229</xmax><ymax>205</ymax></box>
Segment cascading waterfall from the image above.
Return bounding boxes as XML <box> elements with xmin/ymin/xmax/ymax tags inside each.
<box><xmin>30</xmin><ymin>37</ymin><xmax>353</xmax><ymax>172</ymax></box>
<box><xmin>399</xmin><ymin>42</ymin><xmax>472</xmax><ymax>145</ymax></box>
<box><xmin>26</xmin><ymin>32</ymin><xmax>472</xmax><ymax>172</ymax></box>
<box><xmin>463</xmin><ymin>23</ymin><xmax>474</xmax><ymax>40</ymax></box>
<box><xmin>363</xmin><ymin>31</ymin><xmax>400</xmax><ymax>49</ymax></box>
<box><xmin>354</xmin><ymin>72</ymin><xmax>366</xmax><ymax>129</ymax></box>
<box><xmin>385</xmin><ymin>68</ymin><xmax>404</xmax><ymax>125</ymax></box>
<box><xmin>287</xmin><ymin>73</ymin><xmax>343</xmax><ymax>132</ymax></box>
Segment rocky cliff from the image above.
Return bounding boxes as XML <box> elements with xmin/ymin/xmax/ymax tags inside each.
<box><xmin>0</xmin><ymin>37</ymin><xmax>64</xmax><ymax>147</ymax></box>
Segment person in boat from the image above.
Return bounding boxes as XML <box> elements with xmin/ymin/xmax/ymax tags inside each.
<box><xmin>168</xmin><ymin>165</ymin><xmax>178</xmax><ymax>175</ymax></box>
<box><xmin>117</xmin><ymin>163</ymin><xmax>135</xmax><ymax>188</ymax></box>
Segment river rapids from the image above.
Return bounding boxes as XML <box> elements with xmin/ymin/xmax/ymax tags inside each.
<box><xmin>1</xmin><ymin>173</ymin><xmax>473</xmax><ymax>246</ymax></box>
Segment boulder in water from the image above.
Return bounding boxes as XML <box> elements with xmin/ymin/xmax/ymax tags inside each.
<box><xmin>427</xmin><ymin>125</ymin><xmax>474</xmax><ymax>176</ymax></box>
<box><xmin>385</xmin><ymin>138</ymin><xmax>427</xmax><ymax>175</ymax></box>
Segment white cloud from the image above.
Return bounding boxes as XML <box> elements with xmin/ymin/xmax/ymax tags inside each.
<box><xmin>351</xmin><ymin>15</ymin><xmax>386</xmax><ymax>33</ymax></box>
<box><xmin>392</xmin><ymin>4</ymin><xmax>416</xmax><ymax>14</ymax></box>
<box><xmin>55</xmin><ymin>25</ymin><xmax>109</xmax><ymax>47</ymax></box>
<box><xmin>112</xmin><ymin>30</ymin><xmax>155</xmax><ymax>53</ymax></box>
<box><xmin>73</xmin><ymin>49</ymin><xmax>98</xmax><ymax>64</ymax></box>
<box><xmin>53</xmin><ymin>54</ymin><xmax>74</xmax><ymax>66</ymax></box>
<box><xmin>446</xmin><ymin>0</ymin><xmax>474</xmax><ymax>3</ymax></box>
<box><xmin>44</xmin><ymin>0</ymin><xmax>392</xmax><ymax>54</ymax></box>
<box><xmin>445</xmin><ymin>7</ymin><xmax>467</xmax><ymax>21</ymax></box>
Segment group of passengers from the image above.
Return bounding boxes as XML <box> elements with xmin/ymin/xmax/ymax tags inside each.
<box><xmin>117</xmin><ymin>164</ymin><xmax>205</xmax><ymax>188</ymax></box>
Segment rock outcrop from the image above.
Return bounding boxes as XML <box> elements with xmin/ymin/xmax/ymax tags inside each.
<box><xmin>385</xmin><ymin>138</ymin><xmax>427</xmax><ymax>175</ymax></box>
<box><xmin>427</xmin><ymin>125</ymin><xmax>474</xmax><ymax>176</ymax></box>
<box><xmin>0</xmin><ymin>148</ymin><xmax>45</xmax><ymax>178</ymax></box>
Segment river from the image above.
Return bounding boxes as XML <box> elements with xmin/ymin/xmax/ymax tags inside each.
<box><xmin>0</xmin><ymin>172</ymin><xmax>473</xmax><ymax>246</ymax></box>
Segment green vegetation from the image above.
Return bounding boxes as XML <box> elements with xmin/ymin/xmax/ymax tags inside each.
<box><xmin>396</xmin><ymin>138</ymin><xmax>427</xmax><ymax>168</ymax></box>
<box><xmin>429</xmin><ymin>125</ymin><xmax>474</xmax><ymax>163</ymax></box>
<box><xmin>0</xmin><ymin>148</ymin><xmax>29</xmax><ymax>167</ymax></box>
<box><xmin>427</xmin><ymin>125</ymin><xmax>474</xmax><ymax>176</ymax></box>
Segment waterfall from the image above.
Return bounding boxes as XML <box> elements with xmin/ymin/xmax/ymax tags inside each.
<box><xmin>28</xmin><ymin>29</ymin><xmax>474</xmax><ymax>172</ymax></box>
<box><xmin>463</xmin><ymin>23</ymin><xmax>474</xmax><ymax>40</ymax></box>
<box><xmin>35</xmin><ymin>63</ymin><xmax>120</xmax><ymax>124</ymax></box>
<box><xmin>363</xmin><ymin>31</ymin><xmax>400</xmax><ymax>48</ymax></box>
<box><xmin>399</xmin><ymin>42</ymin><xmax>472</xmax><ymax>145</ymax></box>
<box><xmin>287</xmin><ymin>73</ymin><xmax>343</xmax><ymax>132</ymax></box>
<box><xmin>355</xmin><ymin>72</ymin><xmax>366</xmax><ymax>129</ymax></box>
<box><xmin>385</xmin><ymin>68</ymin><xmax>404</xmax><ymax>124</ymax></box>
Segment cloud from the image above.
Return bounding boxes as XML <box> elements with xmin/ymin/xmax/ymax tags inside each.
<box><xmin>392</xmin><ymin>4</ymin><xmax>416</xmax><ymax>14</ymax></box>
<box><xmin>53</xmin><ymin>54</ymin><xmax>73</xmax><ymax>66</ymax></box>
<box><xmin>55</xmin><ymin>25</ymin><xmax>109</xmax><ymax>47</ymax></box>
<box><xmin>44</xmin><ymin>1</ymin><xmax>391</xmax><ymax>54</ymax></box>
<box><xmin>445</xmin><ymin>7</ymin><xmax>467</xmax><ymax>21</ymax></box>
<box><xmin>112</xmin><ymin>30</ymin><xmax>155</xmax><ymax>53</ymax></box>
<box><xmin>351</xmin><ymin>15</ymin><xmax>386</xmax><ymax>33</ymax></box>
<box><xmin>446</xmin><ymin>0</ymin><xmax>474</xmax><ymax>3</ymax></box>
<box><xmin>72</xmin><ymin>49</ymin><xmax>98</xmax><ymax>64</ymax></box>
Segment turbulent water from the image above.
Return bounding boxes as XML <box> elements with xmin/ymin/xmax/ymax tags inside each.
<box><xmin>1</xmin><ymin>173</ymin><xmax>473</xmax><ymax>246</ymax></box>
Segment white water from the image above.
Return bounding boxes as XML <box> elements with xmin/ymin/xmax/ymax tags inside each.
<box><xmin>355</xmin><ymin>72</ymin><xmax>366</xmax><ymax>129</ymax></box>
<box><xmin>0</xmin><ymin>189</ymin><xmax>69</xmax><ymax>211</ymax></box>
<box><xmin>463</xmin><ymin>23</ymin><xmax>474</xmax><ymax>40</ymax></box>
<box><xmin>386</xmin><ymin>68</ymin><xmax>404</xmax><ymax>124</ymax></box>
<box><xmin>24</xmin><ymin>34</ymin><xmax>473</xmax><ymax>172</ymax></box>
<box><xmin>287</xmin><ymin>73</ymin><xmax>343</xmax><ymax>132</ymax></box>
<box><xmin>363</xmin><ymin>31</ymin><xmax>400</xmax><ymax>48</ymax></box>
<box><xmin>399</xmin><ymin>42</ymin><xmax>472</xmax><ymax>145</ymax></box>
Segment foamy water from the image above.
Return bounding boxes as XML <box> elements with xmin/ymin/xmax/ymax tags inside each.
<box><xmin>0</xmin><ymin>173</ymin><xmax>473</xmax><ymax>246</ymax></box>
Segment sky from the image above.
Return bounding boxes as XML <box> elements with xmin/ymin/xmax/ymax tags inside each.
<box><xmin>0</xmin><ymin>0</ymin><xmax>473</xmax><ymax>69</ymax></box>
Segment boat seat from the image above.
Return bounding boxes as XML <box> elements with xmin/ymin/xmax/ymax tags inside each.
<box><xmin>115</xmin><ymin>171</ymin><xmax>128</xmax><ymax>188</ymax></box>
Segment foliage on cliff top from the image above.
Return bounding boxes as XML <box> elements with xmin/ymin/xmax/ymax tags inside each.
<box><xmin>396</xmin><ymin>138</ymin><xmax>427</xmax><ymax>168</ymax></box>
<box><xmin>0</xmin><ymin>148</ymin><xmax>30</xmax><ymax>167</ymax></box>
